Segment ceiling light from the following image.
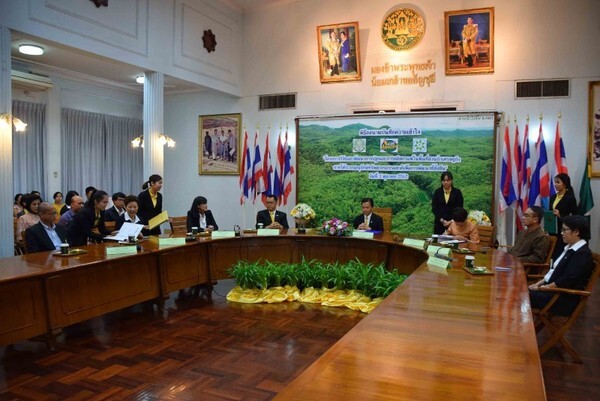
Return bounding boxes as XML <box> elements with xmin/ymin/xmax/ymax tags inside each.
<box><xmin>18</xmin><ymin>44</ymin><xmax>44</xmax><ymax>56</ymax></box>
<box><xmin>135</xmin><ymin>75</ymin><xmax>145</xmax><ymax>84</ymax></box>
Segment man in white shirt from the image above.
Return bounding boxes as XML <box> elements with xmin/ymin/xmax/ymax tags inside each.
<box><xmin>25</xmin><ymin>202</ymin><xmax>68</xmax><ymax>253</ymax></box>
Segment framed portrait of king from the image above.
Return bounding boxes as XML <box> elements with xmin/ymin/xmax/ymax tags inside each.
<box><xmin>444</xmin><ymin>7</ymin><xmax>494</xmax><ymax>75</ymax></box>
<box><xmin>589</xmin><ymin>81</ymin><xmax>600</xmax><ymax>177</ymax></box>
<box><xmin>317</xmin><ymin>21</ymin><xmax>362</xmax><ymax>84</ymax></box>
<box><xmin>198</xmin><ymin>113</ymin><xmax>241</xmax><ymax>175</ymax></box>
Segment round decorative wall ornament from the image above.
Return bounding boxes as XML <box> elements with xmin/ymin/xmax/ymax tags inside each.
<box><xmin>381</xmin><ymin>7</ymin><xmax>425</xmax><ymax>51</ymax></box>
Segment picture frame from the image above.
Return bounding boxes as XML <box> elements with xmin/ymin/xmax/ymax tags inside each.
<box><xmin>316</xmin><ymin>21</ymin><xmax>361</xmax><ymax>84</ymax></box>
<box><xmin>444</xmin><ymin>7</ymin><xmax>494</xmax><ymax>76</ymax></box>
<box><xmin>198</xmin><ymin>113</ymin><xmax>241</xmax><ymax>175</ymax></box>
<box><xmin>589</xmin><ymin>81</ymin><xmax>600</xmax><ymax>177</ymax></box>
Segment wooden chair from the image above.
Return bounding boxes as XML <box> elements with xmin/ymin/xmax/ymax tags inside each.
<box><xmin>14</xmin><ymin>218</ymin><xmax>24</xmax><ymax>256</ymax></box>
<box><xmin>104</xmin><ymin>221</ymin><xmax>116</xmax><ymax>232</ymax></box>
<box><xmin>476</xmin><ymin>225</ymin><xmax>494</xmax><ymax>247</ymax></box>
<box><xmin>169</xmin><ymin>216</ymin><xmax>188</xmax><ymax>235</ymax></box>
<box><xmin>523</xmin><ymin>235</ymin><xmax>558</xmax><ymax>278</ymax></box>
<box><xmin>373</xmin><ymin>207</ymin><xmax>392</xmax><ymax>232</ymax></box>
<box><xmin>532</xmin><ymin>252</ymin><xmax>600</xmax><ymax>363</ymax></box>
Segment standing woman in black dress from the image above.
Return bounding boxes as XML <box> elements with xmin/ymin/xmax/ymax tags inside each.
<box><xmin>138</xmin><ymin>174</ymin><xmax>164</xmax><ymax>235</ymax></box>
<box><xmin>431</xmin><ymin>171</ymin><xmax>464</xmax><ymax>234</ymax></box>
<box><xmin>550</xmin><ymin>173</ymin><xmax>578</xmax><ymax>259</ymax></box>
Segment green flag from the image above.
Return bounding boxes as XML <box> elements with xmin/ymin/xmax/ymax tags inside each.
<box><xmin>578</xmin><ymin>157</ymin><xmax>594</xmax><ymax>215</ymax></box>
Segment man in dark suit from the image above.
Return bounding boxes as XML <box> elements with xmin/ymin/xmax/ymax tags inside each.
<box><xmin>104</xmin><ymin>192</ymin><xmax>126</xmax><ymax>222</ymax></box>
<box><xmin>25</xmin><ymin>202</ymin><xmax>68</xmax><ymax>253</ymax></box>
<box><xmin>256</xmin><ymin>195</ymin><xmax>289</xmax><ymax>229</ymax></box>
<box><xmin>352</xmin><ymin>198</ymin><xmax>384</xmax><ymax>231</ymax></box>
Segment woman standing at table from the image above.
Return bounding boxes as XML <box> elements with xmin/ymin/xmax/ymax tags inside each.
<box><xmin>186</xmin><ymin>196</ymin><xmax>219</xmax><ymax>232</ymax></box>
<box><xmin>138</xmin><ymin>174</ymin><xmax>163</xmax><ymax>235</ymax></box>
<box><xmin>66</xmin><ymin>190</ymin><xmax>113</xmax><ymax>246</ymax></box>
<box><xmin>550</xmin><ymin>173</ymin><xmax>578</xmax><ymax>260</ymax></box>
<box><xmin>431</xmin><ymin>171</ymin><xmax>464</xmax><ymax>234</ymax></box>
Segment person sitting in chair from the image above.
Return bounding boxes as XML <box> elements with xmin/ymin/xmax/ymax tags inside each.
<box><xmin>352</xmin><ymin>198</ymin><xmax>384</xmax><ymax>231</ymax></box>
<box><xmin>256</xmin><ymin>195</ymin><xmax>288</xmax><ymax>229</ymax></box>
<box><xmin>528</xmin><ymin>215</ymin><xmax>594</xmax><ymax>315</ymax></box>
<box><xmin>25</xmin><ymin>202</ymin><xmax>67</xmax><ymax>253</ymax></box>
<box><xmin>509</xmin><ymin>206</ymin><xmax>550</xmax><ymax>263</ymax></box>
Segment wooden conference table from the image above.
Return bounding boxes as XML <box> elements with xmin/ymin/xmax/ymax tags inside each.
<box><xmin>0</xmin><ymin>231</ymin><xmax>545</xmax><ymax>400</ymax></box>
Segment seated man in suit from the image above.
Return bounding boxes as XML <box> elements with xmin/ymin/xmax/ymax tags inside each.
<box><xmin>25</xmin><ymin>202</ymin><xmax>68</xmax><ymax>253</ymax></box>
<box><xmin>104</xmin><ymin>192</ymin><xmax>126</xmax><ymax>222</ymax></box>
<box><xmin>57</xmin><ymin>195</ymin><xmax>84</xmax><ymax>227</ymax></box>
<box><xmin>352</xmin><ymin>198</ymin><xmax>384</xmax><ymax>231</ymax></box>
<box><xmin>256</xmin><ymin>195</ymin><xmax>289</xmax><ymax>229</ymax></box>
<box><xmin>509</xmin><ymin>206</ymin><xmax>550</xmax><ymax>263</ymax></box>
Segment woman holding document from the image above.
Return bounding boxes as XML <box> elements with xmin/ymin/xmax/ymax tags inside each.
<box><xmin>115</xmin><ymin>195</ymin><xmax>149</xmax><ymax>237</ymax></box>
<box><xmin>138</xmin><ymin>174</ymin><xmax>164</xmax><ymax>235</ymax></box>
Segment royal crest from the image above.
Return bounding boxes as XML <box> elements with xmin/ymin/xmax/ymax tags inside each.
<box><xmin>381</xmin><ymin>8</ymin><xmax>425</xmax><ymax>51</ymax></box>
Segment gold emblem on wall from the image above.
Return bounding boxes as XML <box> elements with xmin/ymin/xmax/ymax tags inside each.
<box><xmin>381</xmin><ymin>7</ymin><xmax>425</xmax><ymax>51</ymax></box>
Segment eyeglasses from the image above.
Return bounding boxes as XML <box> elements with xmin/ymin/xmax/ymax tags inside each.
<box><xmin>523</xmin><ymin>214</ymin><xmax>534</xmax><ymax>218</ymax></box>
<box><xmin>560</xmin><ymin>228</ymin><xmax>572</xmax><ymax>233</ymax></box>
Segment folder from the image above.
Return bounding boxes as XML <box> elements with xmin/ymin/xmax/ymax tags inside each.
<box><xmin>543</xmin><ymin>211</ymin><xmax>557</xmax><ymax>234</ymax></box>
<box><xmin>148</xmin><ymin>210</ymin><xmax>169</xmax><ymax>230</ymax></box>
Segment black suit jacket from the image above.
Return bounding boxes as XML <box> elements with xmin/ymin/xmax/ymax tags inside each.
<box><xmin>104</xmin><ymin>206</ymin><xmax>124</xmax><ymax>222</ymax></box>
<box><xmin>549</xmin><ymin>189</ymin><xmax>578</xmax><ymax>259</ymax></box>
<box><xmin>25</xmin><ymin>222</ymin><xmax>67</xmax><ymax>253</ymax></box>
<box><xmin>352</xmin><ymin>213</ymin><xmax>384</xmax><ymax>231</ymax></box>
<box><xmin>431</xmin><ymin>187</ymin><xmax>464</xmax><ymax>234</ymax></box>
<box><xmin>66</xmin><ymin>206</ymin><xmax>111</xmax><ymax>246</ymax></box>
<box><xmin>137</xmin><ymin>189</ymin><xmax>163</xmax><ymax>235</ymax></box>
<box><xmin>186</xmin><ymin>210</ymin><xmax>219</xmax><ymax>232</ymax></box>
<box><xmin>256</xmin><ymin>209</ymin><xmax>289</xmax><ymax>229</ymax></box>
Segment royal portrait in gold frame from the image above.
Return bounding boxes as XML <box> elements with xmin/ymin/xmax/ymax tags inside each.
<box><xmin>444</xmin><ymin>7</ymin><xmax>494</xmax><ymax>75</ymax></box>
<box><xmin>589</xmin><ymin>81</ymin><xmax>600</xmax><ymax>177</ymax></box>
<box><xmin>198</xmin><ymin>113</ymin><xmax>241</xmax><ymax>175</ymax></box>
<box><xmin>316</xmin><ymin>21</ymin><xmax>362</xmax><ymax>84</ymax></box>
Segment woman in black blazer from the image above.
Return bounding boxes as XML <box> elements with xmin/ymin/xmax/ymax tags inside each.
<box><xmin>550</xmin><ymin>173</ymin><xmax>578</xmax><ymax>259</ymax></box>
<box><xmin>115</xmin><ymin>195</ymin><xmax>150</xmax><ymax>237</ymax></box>
<box><xmin>137</xmin><ymin>174</ymin><xmax>163</xmax><ymax>235</ymax></box>
<box><xmin>66</xmin><ymin>190</ymin><xmax>112</xmax><ymax>246</ymax></box>
<box><xmin>431</xmin><ymin>171</ymin><xmax>464</xmax><ymax>234</ymax></box>
<box><xmin>186</xmin><ymin>196</ymin><xmax>219</xmax><ymax>232</ymax></box>
<box><xmin>529</xmin><ymin>215</ymin><xmax>593</xmax><ymax>315</ymax></box>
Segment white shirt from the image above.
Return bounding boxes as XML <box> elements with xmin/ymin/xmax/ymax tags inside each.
<box><xmin>543</xmin><ymin>239</ymin><xmax>587</xmax><ymax>282</ymax></box>
<box><xmin>124</xmin><ymin>214</ymin><xmax>141</xmax><ymax>224</ymax></box>
<box><xmin>42</xmin><ymin>221</ymin><xmax>63</xmax><ymax>251</ymax></box>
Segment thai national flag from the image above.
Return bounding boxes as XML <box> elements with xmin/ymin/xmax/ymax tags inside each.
<box><xmin>513</xmin><ymin>123</ymin><xmax>524</xmax><ymax>230</ymax></box>
<box><xmin>251</xmin><ymin>131</ymin><xmax>264</xmax><ymax>203</ymax></box>
<box><xmin>551</xmin><ymin>120</ymin><xmax>569</xmax><ymax>196</ymax></box>
<box><xmin>500</xmin><ymin>123</ymin><xmax>516</xmax><ymax>211</ymax></box>
<box><xmin>282</xmin><ymin>130</ymin><xmax>294</xmax><ymax>206</ymax></box>
<box><xmin>239</xmin><ymin>130</ymin><xmax>251</xmax><ymax>205</ymax></box>
<box><xmin>273</xmin><ymin>130</ymin><xmax>285</xmax><ymax>204</ymax></box>
<box><xmin>529</xmin><ymin>123</ymin><xmax>550</xmax><ymax>207</ymax></box>
<box><xmin>520</xmin><ymin>122</ymin><xmax>531</xmax><ymax>210</ymax></box>
<box><xmin>261</xmin><ymin>129</ymin><xmax>272</xmax><ymax>206</ymax></box>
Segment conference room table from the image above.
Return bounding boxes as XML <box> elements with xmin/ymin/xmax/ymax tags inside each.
<box><xmin>0</xmin><ymin>231</ymin><xmax>546</xmax><ymax>400</ymax></box>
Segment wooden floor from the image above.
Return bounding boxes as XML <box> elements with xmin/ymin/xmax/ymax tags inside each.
<box><xmin>0</xmin><ymin>280</ymin><xmax>599</xmax><ymax>401</ymax></box>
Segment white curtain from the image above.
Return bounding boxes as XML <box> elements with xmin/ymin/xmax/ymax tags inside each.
<box><xmin>61</xmin><ymin>108</ymin><xmax>143</xmax><ymax>197</ymax></box>
<box><xmin>12</xmin><ymin>101</ymin><xmax>46</xmax><ymax>197</ymax></box>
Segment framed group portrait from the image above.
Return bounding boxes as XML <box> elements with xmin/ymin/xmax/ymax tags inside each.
<box><xmin>316</xmin><ymin>21</ymin><xmax>362</xmax><ymax>84</ymax></box>
<box><xmin>589</xmin><ymin>81</ymin><xmax>600</xmax><ymax>177</ymax></box>
<box><xmin>444</xmin><ymin>7</ymin><xmax>494</xmax><ymax>75</ymax></box>
<box><xmin>198</xmin><ymin>113</ymin><xmax>241</xmax><ymax>175</ymax></box>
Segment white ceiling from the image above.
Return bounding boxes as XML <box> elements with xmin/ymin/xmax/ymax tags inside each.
<box><xmin>9</xmin><ymin>0</ymin><xmax>290</xmax><ymax>95</ymax></box>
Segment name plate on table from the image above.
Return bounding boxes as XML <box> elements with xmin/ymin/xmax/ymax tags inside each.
<box><xmin>257</xmin><ymin>229</ymin><xmax>280</xmax><ymax>236</ymax></box>
<box><xmin>151</xmin><ymin>237</ymin><xmax>186</xmax><ymax>247</ymax></box>
<box><xmin>427</xmin><ymin>256</ymin><xmax>451</xmax><ymax>270</ymax></box>
<box><xmin>211</xmin><ymin>231</ymin><xmax>236</xmax><ymax>239</ymax></box>
<box><xmin>403</xmin><ymin>238</ymin><xmax>426</xmax><ymax>249</ymax></box>
<box><xmin>352</xmin><ymin>231</ymin><xmax>374</xmax><ymax>239</ymax></box>
<box><xmin>426</xmin><ymin>245</ymin><xmax>451</xmax><ymax>258</ymax></box>
<box><xmin>106</xmin><ymin>245</ymin><xmax>137</xmax><ymax>256</ymax></box>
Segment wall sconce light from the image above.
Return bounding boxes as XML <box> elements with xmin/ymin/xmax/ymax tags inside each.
<box><xmin>131</xmin><ymin>135</ymin><xmax>143</xmax><ymax>148</ymax></box>
<box><xmin>131</xmin><ymin>134</ymin><xmax>175</xmax><ymax>148</ymax></box>
<box><xmin>0</xmin><ymin>113</ymin><xmax>27</xmax><ymax>132</ymax></box>
<box><xmin>135</xmin><ymin>75</ymin><xmax>145</xmax><ymax>84</ymax></box>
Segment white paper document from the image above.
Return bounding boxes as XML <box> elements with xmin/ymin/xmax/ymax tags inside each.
<box><xmin>104</xmin><ymin>222</ymin><xmax>143</xmax><ymax>241</ymax></box>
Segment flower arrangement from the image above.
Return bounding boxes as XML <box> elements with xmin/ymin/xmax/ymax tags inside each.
<box><xmin>468</xmin><ymin>210</ymin><xmax>491</xmax><ymax>226</ymax></box>
<box><xmin>290</xmin><ymin>203</ymin><xmax>316</xmax><ymax>221</ymax></box>
<box><xmin>322</xmin><ymin>217</ymin><xmax>350</xmax><ymax>236</ymax></box>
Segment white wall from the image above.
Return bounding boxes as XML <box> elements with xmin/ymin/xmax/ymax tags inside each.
<box><xmin>164</xmin><ymin>0</ymin><xmax>600</xmax><ymax>251</ymax></box>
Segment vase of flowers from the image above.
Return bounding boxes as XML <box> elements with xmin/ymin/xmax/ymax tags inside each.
<box><xmin>322</xmin><ymin>217</ymin><xmax>350</xmax><ymax>236</ymax></box>
<box><xmin>467</xmin><ymin>210</ymin><xmax>491</xmax><ymax>226</ymax></box>
<box><xmin>290</xmin><ymin>203</ymin><xmax>316</xmax><ymax>233</ymax></box>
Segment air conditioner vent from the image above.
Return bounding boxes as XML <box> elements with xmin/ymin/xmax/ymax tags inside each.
<box><xmin>259</xmin><ymin>93</ymin><xmax>296</xmax><ymax>110</ymax></box>
<box><xmin>11</xmin><ymin>70</ymin><xmax>53</xmax><ymax>90</ymax></box>
<box><xmin>516</xmin><ymin>79</ymin><xmax>569</xmax><ymax>99</ymax></box>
